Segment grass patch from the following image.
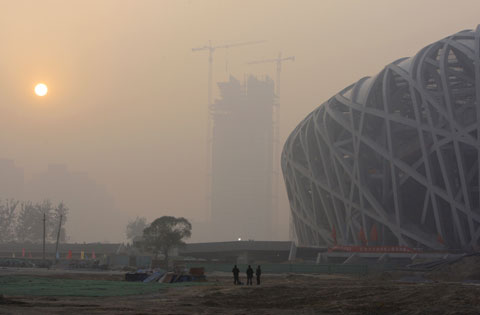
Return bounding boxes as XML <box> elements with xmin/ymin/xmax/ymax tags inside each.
<box><xmin>0</xmin><ymin>276</ymin><xmax>208</xmax><ymax>297</ymax></box>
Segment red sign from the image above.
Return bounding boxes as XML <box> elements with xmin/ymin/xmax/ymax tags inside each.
<box><xmin>331</xmin><ymin>226</ymin><xmax>337</xmax><ymax>245</ymax></box>
<box><xmin>370</xmin><ymin>224</ymin><xmax>378</xmax><ymax>242</ymax></box>
<box><xmin>359</xmin><ymin>229</ymin><xmax>367</xmax><ymax>245</ymax></box>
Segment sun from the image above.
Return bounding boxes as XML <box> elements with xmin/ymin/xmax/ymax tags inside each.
<box><xmin>34</xmin><ymin>83</ymin><xmax>48</xmax><ymax>96</ymax></box>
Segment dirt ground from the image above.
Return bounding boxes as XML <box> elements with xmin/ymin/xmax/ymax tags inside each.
<box><xmin>1</xmin><ymin>269</ymin><xmax>480</xmax><ymax>315</ymax></box>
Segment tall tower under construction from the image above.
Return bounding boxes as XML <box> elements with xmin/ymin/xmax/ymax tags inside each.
<box><xmin>211</xmin><ymin>75</ymin><xmax>275</xmax><ymax>241</ymax></box>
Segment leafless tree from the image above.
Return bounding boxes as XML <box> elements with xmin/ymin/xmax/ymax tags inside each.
<box><xmin>126</xmin><ymin>216</ymin><xmax>148</xmax><ymax>243</ymax></box>
<box><xmin>0</xmin><ymin>199</ymin><xmax>19</xmax><ymax>243</ymax></box>
<box><xmin>15</xmin><ymin>200</ymin><xmax>68</xmax><ymax>243</ymax></box>
<box><xmin>49</xmin><ymin>202</ymin><xmax>68</xmax><ymax>242</ymax></box>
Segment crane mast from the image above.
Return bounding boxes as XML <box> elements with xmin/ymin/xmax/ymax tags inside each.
<box><xmin>248</xmin><ymin>52</ymin><xmax>295</xmax><ymax>240</ymax></box>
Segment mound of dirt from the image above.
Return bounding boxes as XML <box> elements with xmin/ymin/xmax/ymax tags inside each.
<box><xmin>0</xmin><ymin>295</ymin><xmax>27</xmax><ymax>305</ymax></box>
<box><xmin>429</xmin><ymin>255</ymin><xmax>480</xmax><ymax>282</ymax></box>
<box><xmin>368</xmin><ymin>270</ymin><xmax>425</xmax><ymax>282</ymax></box>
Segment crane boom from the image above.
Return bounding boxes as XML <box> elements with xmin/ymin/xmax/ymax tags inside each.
<box><xmin>192</xmin><ymin>39</ymin><xmax>267</xmax><ymax>52</ymax></box>
<box><xmin>213</xmin><ymin>39</ymin><xmax>268</xmax><ymax>50</ymax></box>
<box><xmin>248</xmin><ymin>56</ymin><xmax>295</xmax><ymax>65</ymax></box>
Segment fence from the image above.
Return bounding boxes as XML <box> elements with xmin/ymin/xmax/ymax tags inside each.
<box><xmin>184</xmin><ymin>262</ymin><xmax>379</xmax><ymax>275</ymax></box>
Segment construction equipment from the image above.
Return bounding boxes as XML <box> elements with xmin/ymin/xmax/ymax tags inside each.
<box><xmin>192</xmin><ymin>40</ymin><xmax>267</xmax><ymax>220</ymax></box>
<box><xmin>248</xmin><ymin>52</ymin><xmax>295</xmax><ymax>240</ymax></box>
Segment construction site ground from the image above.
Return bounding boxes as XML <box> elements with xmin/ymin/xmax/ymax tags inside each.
<box><xmin>1</xmin><ymin>266</ymin><xmax>480</xmax><ymax>314</ymax></box>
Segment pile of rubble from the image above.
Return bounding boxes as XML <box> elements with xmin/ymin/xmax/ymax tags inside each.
<box><xmin>429</xmin><ymin>253</ymin><xmax>480</xmax><ymax>282</ymax></box>
<box><xmin>125</xmin><ymin>267</ymin><xmax>206</xmax><ymax>283</ymax></box>
<box><xmin>0</xmin><ymin>258</ymin><xmax>47</xmax><ymax>268</ymax></box>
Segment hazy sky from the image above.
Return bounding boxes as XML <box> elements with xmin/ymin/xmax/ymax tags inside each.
<box><xmin>1</xmin><ymin>0</ymin><xmax>479</xmax><ymax>242</ymax></box>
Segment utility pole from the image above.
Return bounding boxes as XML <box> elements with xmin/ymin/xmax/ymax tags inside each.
<box><xmin>248</xmin><ymin>52</ymin><xmax>295</xmax><ymax>240</ymax></box>
<box><xmin>192</xmin><ymin>40</ymin><xmax>267</xmax><ymax>221</ymax></box>
<box><xmin>42</xmin><ymin>212</ymin><xmax>46</xmax><ymax>263</ymax></box>
<box><xmin>55</xmin><ymin>215</ymin><xmax>63</xmax><ymax>264</ymax></box>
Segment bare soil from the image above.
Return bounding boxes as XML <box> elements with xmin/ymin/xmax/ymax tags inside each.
<box><xmin>1</xmin><ymin>270</ymin><xmax>480</xmax><ymax>314</ymax></box>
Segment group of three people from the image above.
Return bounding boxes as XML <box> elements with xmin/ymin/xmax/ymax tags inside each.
<box><xmin>232</xmin><ymin>264</ymin><xmax>261</xmax><ymax>285</ymax></box>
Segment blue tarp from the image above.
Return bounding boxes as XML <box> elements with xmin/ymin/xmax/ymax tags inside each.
<box><xmin>143</xmin><ymin>270</ymin><xmax>166</xmax><ymax>283</ymax></box>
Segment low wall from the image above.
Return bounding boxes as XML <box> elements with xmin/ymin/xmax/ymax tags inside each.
<box><xmin>184</xmin><ymin>262</ymin><xmax>376</xmax><ymax>275</ymax></box>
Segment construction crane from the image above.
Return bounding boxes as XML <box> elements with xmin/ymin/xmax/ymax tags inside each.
<box><xmin>248</xmin><ymin>52</ymin><xmax>295</xmax><ymax>240</ymax></box>
<box><xmin>192</xmin><ymin>40</ymin><xmax>267</xmax><ymax>220</ymax></box>
<box><xmin>192</xmin><ymin>40</ymin><xmax>268</xmax><ymax>113</ymax></box>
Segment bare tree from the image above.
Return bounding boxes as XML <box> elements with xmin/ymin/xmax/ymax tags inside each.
<box><xmin>15</xmin><ymin>200</ymin><xmax>68</xmax><ymax>243</ymax></box>
<box><xmin>15</xmin><ymin>201</ymin><xmax>46</xmax><ymax>243</ymax></box>
<box><xmin>126</xmin><ymin>216</ymin><xmax>148</xmax><ymax>243</ymax></box>
<box><xmin>49</xmin><ymin>202</ymin><xmax>68</xmax><ymax>242</ymax></box>
<box><xmin>0</xmin><ymin>199</ymin><xmax>19</xmax><ymax>243</ymax></box>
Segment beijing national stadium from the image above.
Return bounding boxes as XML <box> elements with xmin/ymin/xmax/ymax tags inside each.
<box><xmin>282</xmin><ymin>26</ymin><xmax>480</xmax><ymax>251</ymax></box>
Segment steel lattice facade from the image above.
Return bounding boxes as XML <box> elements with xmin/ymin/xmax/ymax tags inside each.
<box><xmin>282</xmin><ymin>26</ymin><xmax>480</xmax><ymax>251</ymax></box>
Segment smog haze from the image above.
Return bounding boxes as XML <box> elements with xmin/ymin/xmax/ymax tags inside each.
<box><xmin>0</xmin><ymin>0</ymin><xmax>479</xmax><ymax>242</ymax></box>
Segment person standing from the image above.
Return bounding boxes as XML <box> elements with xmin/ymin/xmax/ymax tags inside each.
<box><xmin>232</xmin><ymin>265</ymin><xmax>240</xmax><ymax>285</ymax></box>
<box><xmin>246</xmin><ymin>265</ymin><xmax>254</xmax><ymax>285</ymax></box>
<box><xmin>256</xmin><ymin>265</ymin><xmax>262</xmax><ymax>285</ymax></box>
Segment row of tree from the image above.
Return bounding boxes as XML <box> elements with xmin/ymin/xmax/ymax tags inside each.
<box><xmin>0</xmin><ymin>199</ymin><xmax>68</xmax><ymax>243</ymax></box>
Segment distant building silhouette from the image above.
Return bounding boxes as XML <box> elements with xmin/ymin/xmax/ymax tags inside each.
<box><xmin>26</xmin><ymin>164</ymin><xmax>116</xmax><ymax>242</ymax></box>
<box><xmin>0</xmin><ymin>159</ymin><xmax>24</xmax><ymax>200</ymax></box>
<box><xmin>211</xmin><ymin>75</ymin><xmax>274</xmax><ymax>241</ymax></box>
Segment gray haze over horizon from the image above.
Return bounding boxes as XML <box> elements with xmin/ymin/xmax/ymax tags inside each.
<box><xmin>0</xmin><ymin>0</ymin><xmax>479</xmax><ymax>243</ymax></box>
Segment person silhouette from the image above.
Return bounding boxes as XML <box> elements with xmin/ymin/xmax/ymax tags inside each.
<box><xmin>232</xmin><ymin>265</ymin><xmax>240</xmax><ymax>285</ymax></box>
<box><xmin>246</xmin><ymin>265</ymin><xmax>254</xmax><ymax>285</ymax></box>
<box><xmin>256</xmin><ymin>265</ymin><xmax>262</xmax><ymax>285</ymax></box>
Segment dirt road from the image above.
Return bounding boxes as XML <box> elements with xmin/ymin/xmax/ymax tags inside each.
<box><xmin>1</xmin><ymin>272</ymin><xmax>479</xmax><ymax>314</ymax></box>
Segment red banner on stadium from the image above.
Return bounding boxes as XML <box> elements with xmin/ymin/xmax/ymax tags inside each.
<box><xmin>328</xmin><ymin>245</ymin><xmax>418</xmax><ymax>253</ymax></box>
